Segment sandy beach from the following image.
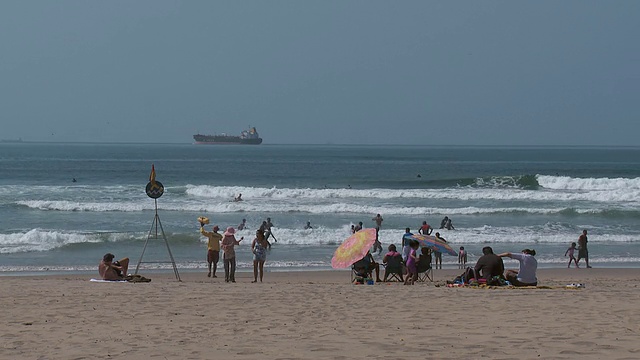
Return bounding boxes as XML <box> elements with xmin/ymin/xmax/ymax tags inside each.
<box><xmin>1</xmin><ymin>268</ymin><xmax>639</xmax><ymax>360</ymax></box>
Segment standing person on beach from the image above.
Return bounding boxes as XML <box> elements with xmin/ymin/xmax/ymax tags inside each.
<box><xmin>200</xmin><ymin>224</ymin><xmax>222</xmax><ymax>278</ymax></box>
<box><xmin>402</xmin><ymin>227</ymin><xmax>413</xmax><ymax>262</ymax></box>
<box><xmin>252</xmin><ymin>229</ymin><xmax>268</xmax><ymax>283</ymax></box>
<box><xmin>565</xmin><ymin>242</ymin><xmax>579</xmax><ymax>268</ymax></box>
<box><xmin>433</xmin><ymin>232</ymin><xmax>447</xmax><ymax>269</ymax></box>
<box><xmin>576</xmin><ymin>230</ymin><xmax>592</xmax><ymax>268</ymax></box>
<box><xmin>221</xmin><ymin>227</ymin><xmax>243</xmax><ymax>283</ymax></box>
<box><xmin>371</xmin><ymin>215</ymin><xmax>383</xmax><ymax>255</ymax></box>
<box><xmin>404</xmin><ymin>240</ymin><xmax>420</xmax><ymax>285</ymax></box>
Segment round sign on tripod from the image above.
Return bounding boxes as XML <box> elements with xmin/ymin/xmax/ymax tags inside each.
<box><xmin>146</xmin><ymin>180</ymin><xmax>164</xmax><ymax>199</ymax></box>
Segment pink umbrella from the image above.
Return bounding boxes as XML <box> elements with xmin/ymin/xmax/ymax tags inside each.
<box><xmin>331</xmin><ymin>228</ymin><xmax>377</xmax><ymax>269</ymax></box>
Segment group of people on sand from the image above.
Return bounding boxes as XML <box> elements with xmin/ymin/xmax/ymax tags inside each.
<box><xmin>450</xmin><ymin>246</ymin><xmax>539</xmax><ymax>287</ymax></box>
<box><xmin>198</xmin><ymin>217</ymin><xmax>275</xmax><ymax>283</ymax></box>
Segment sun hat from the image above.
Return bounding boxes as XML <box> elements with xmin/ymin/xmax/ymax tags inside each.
<box><xmin>224</xmin><ymin>227</ymin><xmax>236</xmax><ymax>236</ymax></box>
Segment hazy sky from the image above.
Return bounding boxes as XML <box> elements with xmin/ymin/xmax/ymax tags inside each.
<box><xmin>1</xmin><ymin>1</ymin><xmax>638</xmax><ymax>145</ymax></box>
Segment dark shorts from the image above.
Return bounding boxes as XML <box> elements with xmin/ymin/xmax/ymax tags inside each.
<box><xmin>578</xmin><ymin>249</ymin><xmax>588</xmax><ymax>259</ymax></box>
<box><xmin>207</xmin><ymin>250</ymin><xmax>220</xmax><ymax>263</ymax></box>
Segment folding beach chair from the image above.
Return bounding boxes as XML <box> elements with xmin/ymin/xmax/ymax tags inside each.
<box><xmin>416</xmin><ymin>253</ymin><xmax>433</xmax><ymax>282</ymax></box>
<box><xmin>382</xmin><ymin>254</ymin><xmax>404</xmax><ymax>282</ymax></box>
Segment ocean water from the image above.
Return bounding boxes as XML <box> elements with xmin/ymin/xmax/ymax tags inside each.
<box><xmin>1</xmin><ymin>143</ymin><xmax>640</xmax><ymax>274</ymax></box>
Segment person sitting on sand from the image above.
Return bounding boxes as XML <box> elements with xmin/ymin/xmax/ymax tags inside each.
<box><xmin>98</xmin><ymin>253</ymin><xmax>129</xmax><ymax>281</ymax></box>
<box><xmin>453</xmin><ymin>246</ymin><xmax>503</xmax><ymax>284</ymax></box>
<box><xmin>353</xmin><ymin>251</ymin><xmax>382</xmax><ymax>283</ymax></box>
<box><xmin>498</xmin><ymin>249</ymin><xmax>538</xmax><ymax>287</ymax></box>
<box><xmin>252</xmin><ymin>229</ymin><xmax>268</xmax><ymax>283</ymax></box>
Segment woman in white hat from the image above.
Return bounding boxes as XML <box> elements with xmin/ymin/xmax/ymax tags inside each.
<box><xmin>221</xmin><ymin>227</ymin><xmax>243</xmax><ymax>282</ymax></box>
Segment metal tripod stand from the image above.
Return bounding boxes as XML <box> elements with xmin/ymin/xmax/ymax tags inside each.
<box><xmin>134</xmin><ymin>199</ymin><xmax>181</xmax><ymax>281</ymax></box>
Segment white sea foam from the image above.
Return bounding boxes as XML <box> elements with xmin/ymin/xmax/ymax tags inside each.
<box><xmin>185</xmin><ymin>183</ymin><xmax>640</xmax><ymax>203</ymax></box>
<box><xmin>537</xmin><ymin>175</ymin><xmax>640</xmax><ymax>191</ymax></box>
<box><xmin>15</xmin><ymin>199</ymin><xmax>639</xmax><ymax>216</ymax></box>
<box><xmin>0</xmin><ymin>229</ymin><xmax>101</xmax><ymax>254</ymax></box>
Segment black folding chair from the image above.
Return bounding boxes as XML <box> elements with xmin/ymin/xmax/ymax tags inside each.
<box><xmin>383</xmin><ymin>254</ymin><xmax>404</xmax><ymax>282</ymax></box>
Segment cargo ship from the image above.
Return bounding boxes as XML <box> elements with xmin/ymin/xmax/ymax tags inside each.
<box><xmin>193</xmin><ymin>127</ymin><xmax>263</xmax><ymax>145</ymax></box>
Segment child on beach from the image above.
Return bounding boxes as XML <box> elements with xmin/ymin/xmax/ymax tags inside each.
<box><xmin>565</xmin><ymin>242</ymin><xmax>579</xmax><ymax>268</ymax></box>
<box><xmin>458</xmin><ymin>246</ymin><xmax>467</xmax><ymax>269</ymax></box>
<box><xmin>404</xmin><ymin>240</ymin><xmax>420</xmax><ymax>285</ymax></box>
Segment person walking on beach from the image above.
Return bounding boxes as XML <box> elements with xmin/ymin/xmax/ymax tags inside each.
<box><xmin>221</xmin><ymin>227</ymin><xmax>243</xmax><ymax>283</ymax></box>
<box><xmin>200</xmin><ymin>224</ymin><xmax>222</xmax><ymax>278</ymax></box>
<box><xmin>252</xmin><ymin>229</ymin><xmax>268</xmax><ymax>283</ymax></box>
<box><xmin>576</xmin><ymin>230</ymin><xmax>592</xmax><ymax>268</ymax></box>
<box><xmin>565</xmin><ymin>242</ymin><xmax>579</xmax><ymax>268</ymax></box>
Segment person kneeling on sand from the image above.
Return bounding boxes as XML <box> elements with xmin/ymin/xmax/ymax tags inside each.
<box><xmin>99</xmin><ymin>253</ymin><xmax>129</xmax><ymax>281</ymax></box>
<box><xmin>498</xmin><ymin>249</ymin><xmax>538</xmax><ymax>286</ymax></box>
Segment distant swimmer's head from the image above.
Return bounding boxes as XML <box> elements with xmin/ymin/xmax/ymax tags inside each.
<box><xmin>482</xmin><ymin>246</ymin><xmax>493</xmax><ymax>255</ymax></box>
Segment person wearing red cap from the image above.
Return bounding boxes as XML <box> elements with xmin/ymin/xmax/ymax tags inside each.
<box><xmin>200</xmin><ymin>223</ymin><xmax>222</xmax><ymax>278</ymax></box>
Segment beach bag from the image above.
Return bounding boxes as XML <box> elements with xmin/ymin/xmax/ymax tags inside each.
<box><xmin>125</xmin><ymin>274</ymin><xmax>152</xmax><ymax>283</ymax></box>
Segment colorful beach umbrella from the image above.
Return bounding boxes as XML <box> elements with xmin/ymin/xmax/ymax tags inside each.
<box><xmin>403</xmin><ymin>234</ymin><xmax>457</xmax><ymax>256</ymax></box>
<box><xmin>331</xmin><ymin>228</ymin><xmax>378</xmax><ymax>269</ymax></box>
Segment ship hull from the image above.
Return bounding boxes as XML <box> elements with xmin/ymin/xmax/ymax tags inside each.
<box><xmin>194</xmin><ymin>138</ymin><xmax>263</xmax><ymax>145</ymax></box>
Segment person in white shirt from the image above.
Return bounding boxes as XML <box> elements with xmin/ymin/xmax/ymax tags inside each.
<box><xmin>498</xmin><ymin>249</ymin><xmax>538</xmax><ymax>286</ymax></box>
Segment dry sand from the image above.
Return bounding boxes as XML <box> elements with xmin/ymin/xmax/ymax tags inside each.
<box><xmin>1</xmin><ymin>268</ymin><xmax>639</xmax><ymax>360</ymax></box>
